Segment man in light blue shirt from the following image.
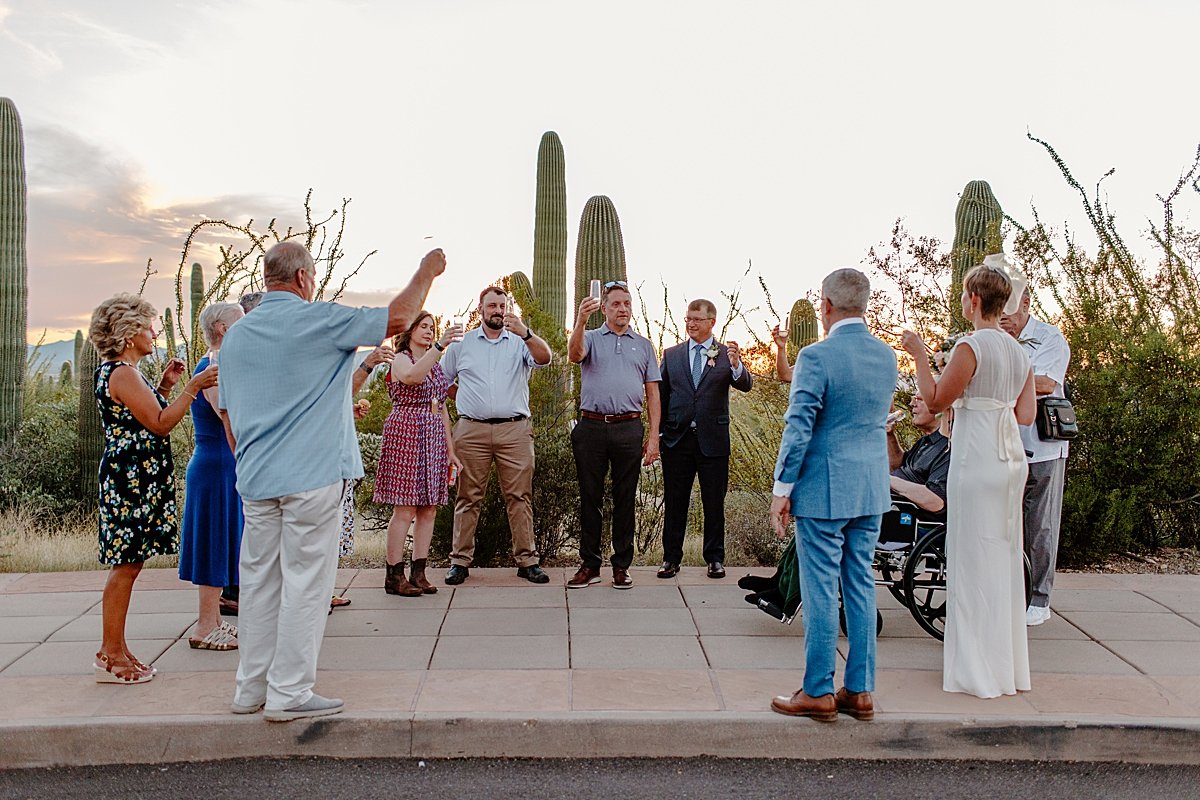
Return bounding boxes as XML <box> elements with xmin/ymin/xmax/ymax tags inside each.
<box><xmin>439</xmin><ymin>285</ymin><xmax>552</xmax><ymax>585</ymax></box>
<box><xmin>219</xmin><ymin>241</ymin><xmax>445</xmax><ymax>722</ymax></box>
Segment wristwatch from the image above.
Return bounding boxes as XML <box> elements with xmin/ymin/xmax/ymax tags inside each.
<box><xmin>521</xmin><ymin>329</ymin><xmax>534</xmax><ymax>341</ymax></box>
<box><xmin>358</xmin><ymin>361</ymin><xmax>374</xmax><ymax>375</ymax></box>
<box><xmin>434</xmin><ymin>341</ymin><xmax>446</xmax><ymax>352</ymax></box>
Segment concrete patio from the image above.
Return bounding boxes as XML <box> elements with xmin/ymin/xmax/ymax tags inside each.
<box><xmin>2</xmin><ymin>567</ymin><xmax>1199</xmax><ymax>768</ymax></box>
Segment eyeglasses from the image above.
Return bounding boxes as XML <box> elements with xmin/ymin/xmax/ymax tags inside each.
<box><xmin>684</xmin><ymin>316</ymin><xmax>714</xmax><ymax>324</ymax></box>
<box><xmin>604</xmin><ymin>280</ymin><xmax>628</xmax><ymax>289</ymax></box>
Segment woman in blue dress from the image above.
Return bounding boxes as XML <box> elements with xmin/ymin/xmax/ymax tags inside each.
<box><xmin>179</xmin><ymin>302</ymin><xmax>245</xmax><ymax>650</ymax></box>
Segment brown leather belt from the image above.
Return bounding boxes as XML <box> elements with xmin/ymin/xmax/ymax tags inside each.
<box><xmin>580</xmin><ymin>410</ymin><xmax>642</xmax><ymax>423</ymax></box>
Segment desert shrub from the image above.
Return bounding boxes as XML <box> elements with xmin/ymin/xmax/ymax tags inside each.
<box><xmin>0</xmin><ymin>399</ymin><xmax>82</xmax><ymax>516</ymax></box>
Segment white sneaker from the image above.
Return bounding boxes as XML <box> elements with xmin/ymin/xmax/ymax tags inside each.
<box><xmin>264</xmin><ymin>693</ymin><xmax>344</xmax><ymax>722</ymax></box>
<box><xmin>1025</xmin><ymin>606</ymin><xmax>1051</xmax><ymax>626</ymax></box>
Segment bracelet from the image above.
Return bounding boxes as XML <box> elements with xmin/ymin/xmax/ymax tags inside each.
<box><xmin>521</xmin><ymin>329</ymin><xmax>533</xmax><ymax>341</ymax></box>
<box><xmin>434</xmin><ymin>341</ymin><xmax>446</xmax><ymax>352</ymax></box>
<box><xmin>358</xmin><ymin>361</ymin><xmax>374</xmax><ymax>374</ymax></box>
<box><xmin>182</xmin><ymin>390</ymin><xmax>197</xmax><ymax>400</ymax></box>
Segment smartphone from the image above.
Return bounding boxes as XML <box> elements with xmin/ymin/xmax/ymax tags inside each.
<box><xmin>590</xmin><ymin>279</ymin><xmax>602</xmax><ymax>301</ymax></box>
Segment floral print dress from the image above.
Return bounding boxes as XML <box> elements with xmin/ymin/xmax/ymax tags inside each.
<box><xmin>95</xmin><ymin>362</ymin><xmax>179</xmax><ymax>566</ymax></box>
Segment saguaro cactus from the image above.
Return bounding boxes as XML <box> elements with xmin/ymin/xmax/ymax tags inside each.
<box><xmin>532</xmin><ymin>131</ymin><xmax>567</xmax><ymax>330</ymax></box>
<box><xmin>950</xmin><ymin>180</ymin><xmax>1004</xmax><ymax>332</ymax></box>
<box><xmin>573</xmin><ymin>195</ymin><xmax>628</xmax><ymax>330</ymax></box>
<box><xmin>77</xmin><ymin>340</ymin><xmax>103</xmax><ymax>504</ymax></box>
<box><xmin>163</xmin><ymin>308</ymin><xmax>178</xmax><ymax>360</ymax></box>
<box><xmin>787</xmin><ymin>298</ymin><xmax>818</xmax><ymax>363</ymax></box>
<box><xmin>0</xmin><ymin>98</ymin><xmax>28</xmax><ymax>445</ymax></box>
<box><xmin>189</xmin><ymin>263</ymin><xmax>205</xmax><ymax>365</ymax></box>
<box><xmin>58</xmin><ymin>360</ymin><xmax>72</xmax><ymax>389</ymax></box>
<box><xmin>507</xmin><ymin>270</ymin><xmax>534</xmax><ymax>324</ymax></box>
<box><xmin>73</xmin><ymin>329</ymin><xmax>84</xmax><ymax>366</ymax></box>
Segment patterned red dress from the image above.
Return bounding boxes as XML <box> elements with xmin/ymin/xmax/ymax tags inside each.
<box><xmin>372</xmin><ymin>352</ymin><xmax>451</xmax><ymax>507</ymax></box>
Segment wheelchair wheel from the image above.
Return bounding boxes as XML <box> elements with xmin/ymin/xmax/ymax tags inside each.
<box><xmin>838</xmin><ymin>605</ymin><xmax>884</xmax><ymax>637</ymax></box>
<box><xmin>903</xmin><ymin>528</ymin><xmax>947</xmax><ymax>640</ymax></box>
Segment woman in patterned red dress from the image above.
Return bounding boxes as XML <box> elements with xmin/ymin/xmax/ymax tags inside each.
<box><xmin>373</xmin><ymin>311</ymin><xmax>463</xmax><ymax>596</ymax></box>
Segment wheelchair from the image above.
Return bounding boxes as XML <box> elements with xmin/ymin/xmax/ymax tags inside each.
<box><xmin>741</xmin><ymin>500</ymin><xmax>1032</xmax><ymax>641</ymax></box>
<box><xmin>874</xmin><ymin>500</ymin><xmax>1032</xmax><ymax>640</ymax></box>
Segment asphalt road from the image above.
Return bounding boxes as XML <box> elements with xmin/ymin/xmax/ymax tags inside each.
<box><xmin>3</xmin><ymin>757</ymin><xmax>1198</xmax><ymax>799</ymax></box>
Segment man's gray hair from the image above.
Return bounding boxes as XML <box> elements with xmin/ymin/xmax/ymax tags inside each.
<box><xmin>238</xmin><ymin>291</ymin><xmax>264</xmax><ymax>313</ymax></box>
<box><xmin>263</xmin><ymin>241</ymin><xmax>313</xmax><ymax>286</ymax></box>
<box><xmin>821</xmin><ymin>268</ymin><xmax>870</xmax><ymax>314</ymax></box>
<box><xmin>199</xmin><ymin>302</ymin><xmax>244</xmax><ymax>347</ymax></box>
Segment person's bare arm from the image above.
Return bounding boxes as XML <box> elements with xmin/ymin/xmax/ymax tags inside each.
<box><xmin>506</xmin><ymin>313</ymin><xmax>552</xmax><ymax>365</ymax></box>
<box><xmin>386</xmin><ymin>250</ymin><xmax>447</xmax><ymax>337</ymax></box>
<box><xmin>642</xmin><ymin>381</ymin><xmax>662</xmax><ymax>465</ymax></box>
<box><xmin>108</xmin><ymin>363</ymin><xmax>218</xmax><ymax>437</ymax></box>
<box><xmin>889</xmin><ymin>475</ymin><xmax>945</xmax><ymax>513</ymax></box>
<box><xmin>219</xmin><ymin>409</ymin><xmax>236</xmax><ymax>454</ymax></box>
<box><xmin>568</xmin><ymin>298</ymin><xmax>600</xmax><ymax>363</ymax></box>
<box><xmin>1015</xmin><ymin>369</ymin><xmax>1037</xmax><ymax>426</ymax></box>
<box><xmin>886</xmin><ymin>428</ymin><xmax>904</xmax><ymax>470</ymax></box>
<box><xmin>771</xmin><ymin>324</ymin><xmax>793</xmax><ymax>382</ymax></box>
<box><xmin>901</xmin><ymin>331</ymin><xmax>975</xmax><ymax>414</ymax></box>
<box><xmin>1033</xmin><ymin>374</ymin><xmax>1059</xmax><ymax>396</ymax></box>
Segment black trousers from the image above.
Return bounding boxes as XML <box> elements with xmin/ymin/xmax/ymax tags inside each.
<box><xmin>661</xmin><ymin>430</ymin><xmax>729</xmax><ymax>564</ymax></box>
<box><xmin>571</xmin><ymin>418</ymin><xmax>643</xmax><ymax>570</ymax></box>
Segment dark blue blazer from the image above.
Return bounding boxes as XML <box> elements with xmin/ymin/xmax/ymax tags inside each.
<box><xmin>659</xmin><ymin>340</ymin><xmax>754</xmax><ymax>457</ymax></box>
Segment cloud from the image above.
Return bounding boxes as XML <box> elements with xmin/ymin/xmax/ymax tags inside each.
<box><xmin>24</xmin><ymin>124</ymin><xmax>282</xmax><ymax>333</ymax></box>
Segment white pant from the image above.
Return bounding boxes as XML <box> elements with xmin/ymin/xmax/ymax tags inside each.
<box><xmin>233</xmin><ymin>481</ymin><xmax>344</xmax><ymax>710</ymax></box>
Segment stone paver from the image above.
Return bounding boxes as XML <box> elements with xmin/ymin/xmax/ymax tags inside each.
<box><xmin>428</xmin><ymin>634</ymin><xmax>567</xmax><ymax>669</ymax></box>
<box><xmin>1</xmin><ymin>566</ymin><xmax>1199</xmax><ymax>767</ymax></box>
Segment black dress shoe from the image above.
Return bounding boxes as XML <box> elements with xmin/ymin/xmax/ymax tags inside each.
<box><xmin>445</xmin><ymin>565</ymin><xmax>470</xmax><ymax>585</ymax></box>
<box><xmin>656</xmin><ymin>562</ymin><xmax>679</xmax><ymax>579</ymax></box>
<box><xmin>517</xmin><ymin>564</ymin><xmax>550</xmax><ymax>584</ymax></box>
<box><xmin>707</xmin><ymin>561</ymin><xmax>726</xmax><ymax>579</ymax></box>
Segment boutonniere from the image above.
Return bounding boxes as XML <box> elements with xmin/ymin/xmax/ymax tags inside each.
<box><xmin>704</xmin><ymin>343</ymin><xmax>719</xmax><ymax>368</ymax></box>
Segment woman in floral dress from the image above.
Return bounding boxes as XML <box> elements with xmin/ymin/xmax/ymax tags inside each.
<box><xmin>88</xmin><ymin>294</ymin><xmax>218</xmax><ymax>684</ymax></box>
<box><xmin>373</xmin><ymin>312</ymin><xmax>462</xmax><ymax>596</ymax></box>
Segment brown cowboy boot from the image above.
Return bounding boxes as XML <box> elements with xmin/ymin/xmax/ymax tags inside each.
<box><xmin>409</xmin><ymin>558</ymin><xmax>438</xmax><ymax>594</ymax></box>
<box><xmin>384</xmin><ymin>562</ymin><xmax>422</xmax><ymax>597</ymax></box>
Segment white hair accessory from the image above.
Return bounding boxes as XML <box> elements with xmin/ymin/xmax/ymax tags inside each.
<box><xmin>980</xmin><ymin>253</ymin><xmax>1028</xmax><ymax>316</ymax></box>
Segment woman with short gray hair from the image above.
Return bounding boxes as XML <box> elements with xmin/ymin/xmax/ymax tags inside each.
<box><xmin>179</xmin><ymin>301</ymin><xmax>245</xmax><ymax>651</ymax></box>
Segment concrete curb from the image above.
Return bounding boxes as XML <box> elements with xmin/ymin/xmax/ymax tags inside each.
<box><xmin>5</xmin><ymin>713</ymin><xmax>1200</xmax><ymax>769</ymax></box>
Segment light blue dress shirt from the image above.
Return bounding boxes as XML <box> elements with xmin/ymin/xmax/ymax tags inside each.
<box><xmin>439</xmin><ymin>326</ymin><xmax>548</xmax><ymax>419</ymax></box>
<box><xmin>218</xmin><ymin>292</ymin><xmax>388</xmax><ymax>501</ymax></box>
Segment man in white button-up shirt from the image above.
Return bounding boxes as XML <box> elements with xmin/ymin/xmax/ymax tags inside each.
<box><xmin>1002</xmin><ymin>289</ymin><xmax>1071</xmax><ymax>627</ymax></box>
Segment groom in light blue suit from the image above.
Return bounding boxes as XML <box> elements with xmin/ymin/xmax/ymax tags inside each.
<box><xmin>769</xmin><ymin>268</ymin><xmax>898</xmax><ymax>722</ymax></box>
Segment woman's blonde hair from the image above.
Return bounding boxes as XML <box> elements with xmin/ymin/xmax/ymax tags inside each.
<box><xmin>88</xmin><ymin>293</ymin><xmax>157</xmax><ymax>360</ymax></box>
<box><xmin>963</xmin><ymin>264</ymin><xmax>1012</xmax><ymax>318</ymax></box>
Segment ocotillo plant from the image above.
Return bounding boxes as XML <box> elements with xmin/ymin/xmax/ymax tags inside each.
<box><xmin>532</xmin><ymin>131</ymin><xmax>567</xmax><ymax>330</ymax></box>
<box><xmin>0</xmin><ymin>97</ymin><xmax>28</xmax><ymax>445</ymax></box>
<box><xmin>77</xmin><ymin>340</ymin><xmax>103</xmax><ymax>505</ymax></box>
<box><xmin>787</xmin><ymin>298</ymin><xmax>818</xmax><ymax>363</ymax></box>
<box><xmin>950</xmin><ymin>180</ymin><xmax>1004</xmax><ymax>332</ymax></box>
<box><xmin>573</xmin><ymin>195</ymin><xmax>628</xmax><ymax>331</ymax></box>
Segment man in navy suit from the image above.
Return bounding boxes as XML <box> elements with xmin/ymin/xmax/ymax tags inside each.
<box><xmin>658</xmin><ymin>299</ymin><xmax>754</xmax><ymax>579</ymax></box>
<box><xmin>769</xmin><ymin>268</ymin><xmax>897</xmax><ymax>722</ymax></box>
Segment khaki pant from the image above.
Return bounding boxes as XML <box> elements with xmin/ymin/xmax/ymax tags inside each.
<box><xmin>451</xmin><ymin>418</ymin><xmax>539</xmax><ymax>567</ymax></box>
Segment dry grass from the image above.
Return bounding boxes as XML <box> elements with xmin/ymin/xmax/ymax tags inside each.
<box><xmin>0</xmin><ymin>506</ymin><xmax>177</xmax><ymax>573</ymax></box>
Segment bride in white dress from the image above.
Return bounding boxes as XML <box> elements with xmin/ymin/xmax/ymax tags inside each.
<box><xmin>901</xmin><ymin>256</ymin><xmax>1037</xmax><ymax>698</ymax></box>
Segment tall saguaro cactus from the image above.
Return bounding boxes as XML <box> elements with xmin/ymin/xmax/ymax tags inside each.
<box><xmin>77</xmin><ymin>340</ymin><xmax>103</xmax><ymax>504</ymax></box>
<box><xmin>573</xmin><ymin>195</ymin><xmax>628</xmax><ymax>331</ymax></box>
<box><xmin>787</xmin><ymin>298</ymin><xmax>818</xmax><ymax>363</ymax></box>
<box><xmin>73</xmin><ymin>329</ymin><xmax>84</xmax><ymax>366</ymax></box>
<box><xmin>532</xmin><ymin>131</ymin><xmax>568</xmax><ymax>330</ymax></box>
<box><xmin>507</xmin><ymin>270</ymin><xmax>534</xmax><ymax>324</ymax></box>
<box><xmin>950</xmin><ymin>180</ymin><xmax>1004</xmax><ymax>332</ymax></box>
<box><xmin>0</xmin><ymin>98</ymin><xmax>28</xmax><ymax>445</ymax></box>
<box><xmin>189</xmin><ymin>263</ymin><xmax>205</xmax><ymax>366</ymax></box>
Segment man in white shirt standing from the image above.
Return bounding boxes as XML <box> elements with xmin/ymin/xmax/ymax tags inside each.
<box><xmin>1001</xmin><ymin>289</ymin><xmax>1071</xmax><ymax>627</ymax></box>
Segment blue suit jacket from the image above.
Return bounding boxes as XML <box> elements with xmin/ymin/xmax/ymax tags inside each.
<box><xmin>773</xmin><ymin>322</ymin><xmax>898</xmax><ymax>519</ymax></box>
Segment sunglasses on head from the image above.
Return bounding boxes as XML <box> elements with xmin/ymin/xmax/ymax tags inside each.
<box><xmin>604</xmin><ymin>280</ymin><xmax>628</xmax><ymax>289</ymax></box>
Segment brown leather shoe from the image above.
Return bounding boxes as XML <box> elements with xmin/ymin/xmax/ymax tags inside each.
<box><xmin>834</xmin><ymin>688</ymin><xmax>874</xmax><ymax>721</ymax></box>
<box><xmin>384</xmin><ymin>563</ymin><xmax>422</xmax><ymax>597</ymax></box>
<box><xmin>567</xmin><ymin>565</ymin><xmax>601</xmax><ymax>589</ymax></box>
<box><xmin>770</xmin><ymin>689</ymin><xmax>837</xmax><ymax>722</ymax></box>
<box><xmin>612</xmin><ymin>567</ymin><xmax>633</xmax><ymax>589</ymax></box>
<box><xmin>656</xmin><ymin>562</ymin><xmax>679</xmax><ymax>579</ymax></box>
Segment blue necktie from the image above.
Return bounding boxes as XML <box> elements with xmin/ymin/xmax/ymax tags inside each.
<box><xmin>691</xmin><ymin>344</ymin><xmax>704</xmax><ymax>388</ymax></box>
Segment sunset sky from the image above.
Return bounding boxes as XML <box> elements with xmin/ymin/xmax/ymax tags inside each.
<box><xmin>3</xmin><ymin>0</ymin><xmax>1197</xmax><ymax>345</ymax></box>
